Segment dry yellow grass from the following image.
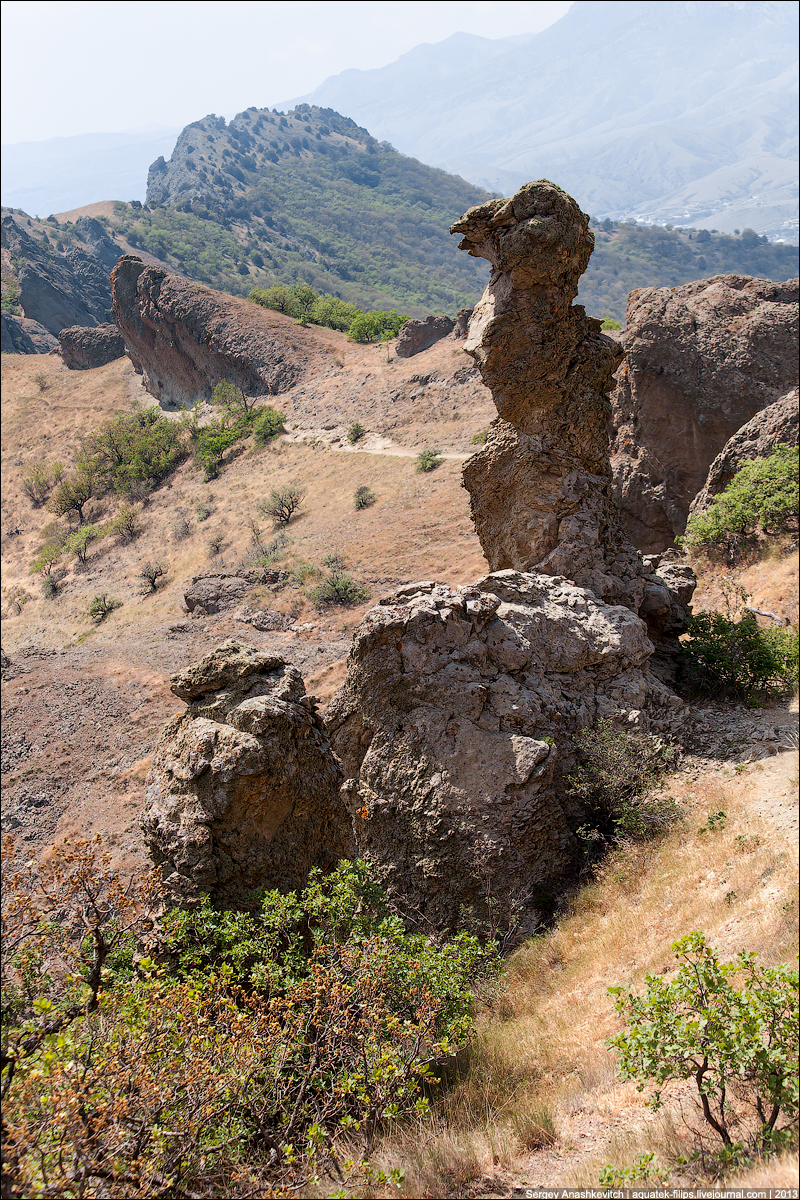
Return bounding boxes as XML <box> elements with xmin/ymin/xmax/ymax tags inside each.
<box><xmin>362</xmin><ymin>755</ymin><xmax>798</xmax><ymax>1197</ymax></box>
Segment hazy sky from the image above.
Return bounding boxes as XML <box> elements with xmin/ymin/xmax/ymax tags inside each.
<box><xmin>1</xmin><ymin>0</ymin><xmax>572</xmax><ymax>144</ymax></box>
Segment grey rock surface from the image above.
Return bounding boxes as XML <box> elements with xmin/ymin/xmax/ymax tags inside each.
<box><xmin>328</xmin><ymin>572</ymin><xmax>681</xmax><ymax>933</ymax></box>
<box><xmin>142</xmin><ymin>640</ymin><xmax>353</xmax><ymax>907</ymax></box>
<box><xmin>395</xmin><ymin>314</ymin><xmax>455</xmax><ymax>358</ymax></box>
<box><xmin>1</xmin><ymin>314</ymin><xmax>59</xmax><ymax>354</ymax></box>
<box><xmin>610</xmin><ymin>275</ymin><xmax>799</xmax><ymax>552</ymax></box>
<box><xmin>690</xmin><ymin>388</ymin><xmax>799</xmax><ymax>516</ymax></box>
<box><xmin>58</xmin><ymin>323</ymin><xmax>126</xmax><ymax>369</ymax></box>
<box><xmin>183</xmin><ymin>574</ymin><xmax>250</xmax><ymax>614</ymax></box>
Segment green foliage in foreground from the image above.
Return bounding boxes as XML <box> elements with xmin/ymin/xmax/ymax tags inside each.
<box><xmin>307</xmin><ymin>567</ymin><xmax>370</xmax><ymax>607</ymax></box>
<box><xmin>680</xmin><ymin>611</ymin><xmax>798</xmax><ymax>700</ymax></box>
<box><xmin>680</xmin><ymin>445</ymin><xmax>799</xmax><ymax>560</ymax></box>
<box><xmin>2</xmin><ymin>843</ymin><xmax>496</xmax><ymax>1198</ymax></box>
<box><xmin>415</xmin><ymin>448</ymin><xmax>443</xmax><ymax>472</ymax></box>
<box><xmin>608</xmin><ymin>933</ymin><xmax>799</xmax><ymax>1159</ymax></box>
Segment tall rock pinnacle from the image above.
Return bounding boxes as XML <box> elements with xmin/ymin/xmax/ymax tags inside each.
<box><xmin>451</xmin><ymin>180</ymin><xmax>646</xmax><ymax>611</ymax></box>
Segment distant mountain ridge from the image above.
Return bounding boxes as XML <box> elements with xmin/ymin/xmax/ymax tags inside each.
<box><xmin>286</xmin><ymin>0</ymin><xmax>799</xmax><ymax>241</ymax></box>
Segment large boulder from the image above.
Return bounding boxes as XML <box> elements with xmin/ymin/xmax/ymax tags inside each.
<box><xmin>59</xmin><ymin>323</ymin><xmax>126</xmax><ymax>369</ymax></box>
<box><xmin>690</xmin><ymin>388</ymin><xmax>799</xmax><ymax>516</ymax></box>
<box><xmin>142</xmin><ymin>641</ymin><xmax>353</xmax><ymax>907</ymax></box>
<box><xmin>395</xmin><ymin>314</ymin><xmax>455</xmax><ymax>358</ymax></box>
<box><xmin>610</xmin><ymin>276</ymin><xmax>799</xmax><ymax>552</ymax></box>
<box><xmin>328</xmin><ymin>573</ymin><xmax>680</xmax><ymax>934</ymax></box>
<box><xmin>111</xmin><ymin>256</ymin><xmax>306</xmax><ymax>406</ymax></box>
<box><xmin>183</xmin><ymin>574</ymin><xmax>250</xmax><ymax>614</ymax></box>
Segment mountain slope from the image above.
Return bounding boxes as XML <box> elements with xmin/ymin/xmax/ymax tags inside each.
<box><xmin>137</xmin><ymin>104</ymin><xmax>493</xmax><ymax>315</ymax></box>
<box><xmin>287</xmin><ymin>0</ymin><xmax>799</xmax><ymax>240</ymax></box>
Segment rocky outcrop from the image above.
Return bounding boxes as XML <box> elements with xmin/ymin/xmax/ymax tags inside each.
<box><xmin>451</xmin><ymin>180</ymin><xmax>660</xmax><ymax>620</ymax></box>
<box><xmin>73</xmin><ymin>216</ymin><xmax>127</xmax><ymax>270</ymax></box>
<box><xmin>395</xmin><ymin>314</ymin><xmax>455</xmax><ymax>358</ymax></box>
<box><xmin>610</xmin><ymin>276</ymin><xmax>799</xmax><ymax>552</ymax></box>
<box><xmin>58</xmin><ymin>323</ymin><xmax>126</xmax><ymax>369</ymax></box>
<box><xmin>1</xmin><ymin>314</ymin><xmax>58</xmax><ymax>354</ymax></box>
<box><xmin>142</xmin><ymin>641</ymin><xmax>353</xmax><ymax>907</ymax></box>
<box><xmin>452</xmin><ymin>307</ymin><xmax>474</xmax><ymax>339</ymax></box>
<box><xmin>328</xmin><ymin>572</ymin><xmax>681</xmax><ymax>933</ymax></box>
<box><xmin>111</xmin><ymin>256</ymin><xmax>306</xmax><ymax>405</ymax></box>
<box><xmin>183</xmin><ymin>574</ymin><xmax>250</xmax><ymax>614</ymax></box>
<box><xmin>690</xmin><ymin>389</ymin><xmax>799</xmax><ymax>516</ymax></box>
<box><xmin>1</xmin><ymin>215</ymin><xmax>120</xmax><ymax>335</ymax></box>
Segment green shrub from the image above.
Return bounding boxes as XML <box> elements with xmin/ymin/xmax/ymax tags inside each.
<box><xmin>194</xmin><ymin>416</ymin><xmax>245</xmax><ymax>480</ymax></box>
<box><xmin>110</xmin><ymin>502</ymin><xmax>142</xmax><ymax>543</ymax></box>
<box><xmin>212</xmin><ymin>379</ymin><xmax>258</xmax><ymax>417</ymax></box>
<box><xmin>470</xmin><ymin>429</ymin><xmax>488</xmax><ymax>445</ymax></box>
<box><xmin>680</xmin><ymin>611</ymin><xmax>798</xmax><ymax>700</ymax></box>
<box><xmin>139</xmin><ymin>561</ymin><xmax>166</xmax><ymax>593</ymax></box>
<box><xmin>348</xmin><ymin>421</ymin><xmax>366</xmax><ymax>444</ymax></box>
<box><xmin>88</xmin><ymin>594</ymin><xmax>122</xmax><ymax>622</ymax></box>
<box><xmin>567</xmin><ymin>718</ymin><xmax>680</xmax><ymax>842</ymax></box>
<box><xmin>599</xmin><ymin>1153</ymin><xmax>669</xmax><ymax>1189</ymax></box>
<box><xmin>195</xmin><ymin>498</ymin><xmax>213</xmax><ymax>521</ymax></box>
<box><xmin>608</xmin><ymin>933</ymin><xmax>799</xmax><ymax>1159</ymax></box>
<box><xmin>252</xmin><ymin>407</ymin><xmax>285</xmax><ymax>443</ymax></box>
<box><xmin>415</xmin><ymin>448</ymin><xmax>443</xmax><ymax>472</ymax></box>
<box><xmin>2</xmin><ymin>844</ymin><xmax>495</xmax><ymax>1198</ymax></box>
<box><xmin>354</xmin><ymin>485</ymin><xmax>376</xmax><ymax>509</ymax></box>
<box><xmin>83</xmin><ymin>408</ymin><xmax>189</xmax><ymax>495</ymax></box>
<box><xmin>29</xmin><ymin>543</ymin><xmax>63</xmax><ymax>576</ymax></box>
<box><xmin>679</xmin><ymin>445</ymin><xmax>799</xmax><ymax>560</ymax></box>
<box><xmin>600</xmin><ymin>316</ymin><xmax>622</xmax><ymax>330</ymax></box>
<box><xmin>307</xmin><ymin>568</ymin><xmax>370</xmax><ymax>607</ymax></box>
<box><xmin>40</xmin><ymin>574</ymin><xmax>60</xmax><ymax>599</ymax></box>
<box><xmin>21</xmin><ymin>460</ymin><xmax>63</xmax><ymax>506</ymax></box>
<box><xmin>48</xmin><ymin>467</ymin><xmax>96</xmax><ymax>524</ymax></box>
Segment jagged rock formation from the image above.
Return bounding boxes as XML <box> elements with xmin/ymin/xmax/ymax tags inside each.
<box><xmin>1</xmin><ymin>215</ymin><xmax>120</xmax><ymax>335</ymax></box>
<box><xmin>395</xmin><ymin>314</ymin><xmax>455</xmax><ymax>358</ymax></box>
<box><xmin>610</xmin><ymin>275</ymin><xmax>799</xmax><ymax>552</ymax></box>
<box><xmin>328</xmin><ymin>573</ymin><xmax>681</xmax><ymax>933</ymax></box>
<box><xmin>451</xmin><ymin>307</ymin><xmax>474</xmax><ymax>338</ymax></box>
<box><xmin>451</xmin><ymin>180</ymin><xmax>653</xmax><ymax>617</ymax></box>
<box><xmin>111</xmin><ymin>256</ymin><xmax>305</xmax><ymax>405</ymax></box>
<box><xmin>58</xmin><ymin>323</ymin><xmax>126</xmax><ymax>369</ymax></box>
<box><xmin>142</xmin><ymin>641</ymin><xmax>353</xmax><ymax>907</ymax></box>
<box><xmin>690</xmin><ymin>388</ymin><xmax>799</xmax><ymax>517</ymax></box>
<box><xmin>1</xmin><ymin>314</ymin><xmax>58</xmax><ymax>353</ymax></box>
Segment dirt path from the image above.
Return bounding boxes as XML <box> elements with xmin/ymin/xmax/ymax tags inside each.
<box><xmin>283</xmin><ymin>426</ymin><xmax>472</xmax><ymax>460</ymax></box>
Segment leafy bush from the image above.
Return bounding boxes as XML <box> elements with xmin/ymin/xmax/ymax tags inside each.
<box><xmin>257</xmin><ymin>484</ymin><xmax>305</xmax><ymax>525</ymax></box>
<box><xmin>88</xmin><ymin>594</ymin><xmax>122</xmax><ymax>622</ymax></box>
<box><xmin>193</xmin><ymin>416</ymin><xmax>246</xmax><ymax>480</ymax></box>
<box><xmin>307</xmin><ymin>568</ymin><xmax>370</xmax><ymax>607</ymax></box>
<box><xmin>48</xmin><ymin>466</ymin><xmax>96</xmax><ymax>524</ymax></box>
<box><xmin>354</xmin><ymin>485</ymin><xmax>376</xmax><ymax>509</ymax></box>
<box><xmin>415</xmin><ymin>448</ymin><xmax>443</xmax><ymax>472</ymax></box>
<box><xmin>195</xmin><ymin>498</ymin><xmax>213</xmax><ymax>521</ymax></box>
<box><xmin>21</xmin><ymin>460</ymin><xmax>63</xmax><ymax>506</ymax></box>
<box><xmin>212</xmin><ymin>379</ymin><xmax>259</xmax><ymax>416</ymax></box>
<box><xmin>680</xmin><ymin>611</ymin><xmax>798</xmax><ymax>700</ymax></box>
<box><xmin>171</xmin><ymin>509</ymin><xmax>192</xmax><ymax>541</ymax></box>
<box><xmin>82</xmin><ymin>408</ymin><xmax>189</xmax><ymax>495</ymax></box>
<box><xmin>600</xmin><ymin>316</ymin><xmax>622</xmax><ymax>330</ymax></box>
<box><xmin>679</xmin><ymin>445</ymin><xmax>799</xmax><ymax>560</ymax></box>
<box><xmin>110</xmin><ymin>502</ymin><xmax>142</xmax><ymax>543</ymax></box>
<box><xmin>2</xmin><ymin>844</ymin><xmax>495</xmax><ymax>1199</ymax></box>
<box><xmin>608</xmin><ymin>933</ymin><xmax>799</xmax><ymax>1159</ymax></box>
<box><xmin>252</xmin><ymin>406</ymin><xmax>285</xmax><ymax>444</ymax></box>
<box><xmin>348</xmin><ymin>309</ymin><xmax>408</xmax><ymax>343</ymax></box>
<box><xmin>348</xmin><ymin>421</ymin><xmax>366</xmax><ymax>444</ymax></box>
<box><xmin>29</xmin><ymin>542</ymin><xmax>63</xmax><ymax>576</ymax></box>
<box><xmin>40</xmin><ymin>574</ymin><xmax>60</xmax><ymax>599</ymax></box>
<box><xmin>567</xmin><ymin>718</ymin><xmax>680</xmax><ymax>841</ymax></box>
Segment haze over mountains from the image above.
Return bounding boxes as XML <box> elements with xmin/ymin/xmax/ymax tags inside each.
<box><xmin>288</xmin><ymin>0</ymin><xmax>799</xmax><ymax>240</ymax></box>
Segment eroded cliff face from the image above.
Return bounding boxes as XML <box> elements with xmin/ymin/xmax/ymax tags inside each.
<box><xmin>111</xmin><ymin>256</ymin><xmax>305</xmax><ymax>405</ymax></box>
<box><xmin>610</xmin><ymin>275</ymin><xmax>799</xmax><ymax>552</ymax></box>
<box><xmin>450</xmin><ymin>181</ymin><xmax>646</xmax><ymax>612</ymax></box>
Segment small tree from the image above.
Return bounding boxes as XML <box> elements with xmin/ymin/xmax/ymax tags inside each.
<box><xmin>348</xmin><ymin>422</ymin><xmax>366</xmax><ymax>444</ymax></box>
<box><xmin>212</xmin><ymin>379</ymin><xmax>259</xmax><ymax>417</ymax></box>
<box><xmin>608</xmin><ymin>933</ymin><xmax>799</xmax><ymax>1157</ymax></box>
<box><xmin>65</xmin><ymin>524</ymin><xmax>103</xmax><ymax>564</ymax></box>
<box><xmin>139</xmin><ymin>561</ymin><xmax>166</xmax><ymax>593</ymax></box>
<box><xmin>49</xmin><ymin>467</ymin><xmax>96</xmax><ymax>524</ymax></box>
<box><xmin>21</xmin><ymin>461</ymin><xmax>63</xmax><ymax>506</ymax></box>
<box><xmin>258</xmin><ymin>485</ymin><xmax>305</xmax><ymax>526</ymax></box>
<box><xmin>252</xmin><ymin>407</ymin><xmax>285</xmax><ymax>444</ymax></box>
<box><xmin>29</xmin><ymin>543</ymin><xmax>63</xmax><ymax>576</ymax></box>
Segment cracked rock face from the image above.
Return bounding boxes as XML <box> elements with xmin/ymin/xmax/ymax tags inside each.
<box><xmin>142</xmin><ymin>641</ymin><xmax>353</xmax><ymax>907</ymax></box>
<box><xmin>328</xmin><ymin>573</ymin><xmax>681</xmax><ymax>933</ymax></box>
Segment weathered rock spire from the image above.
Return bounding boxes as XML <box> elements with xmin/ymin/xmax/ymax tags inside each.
<box><xmin>451</xmin><ymin>180</ymin><xmax>645</xmax><ymax>611</ymax></box>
